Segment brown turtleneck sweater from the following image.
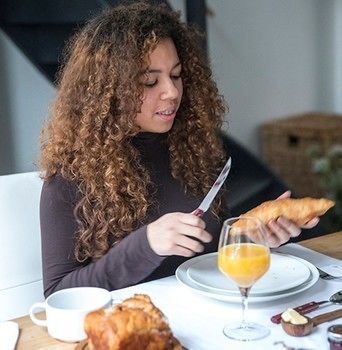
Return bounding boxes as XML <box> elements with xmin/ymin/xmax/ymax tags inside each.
<box><xmin>40</xmin><ymin>133</ymin><xmax>223</xmax><ymax>297</ymax></box>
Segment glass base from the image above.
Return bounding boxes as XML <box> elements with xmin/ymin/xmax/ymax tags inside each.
<box><xmin>223</xmin><ymin>322</ymin><xmax>270</xmax><ymax>341</ymax></box>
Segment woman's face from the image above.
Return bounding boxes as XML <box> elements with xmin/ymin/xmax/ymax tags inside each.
<box><xmin>135</xmin><ymin>38</ymin><xmax>183</xmax><ymax>133</ymax></box>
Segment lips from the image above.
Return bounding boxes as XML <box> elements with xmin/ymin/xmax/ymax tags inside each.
<box><xmin>155</xmin><ymin>107</ymin><xmax>177</xmax><ymax>121</ymax></box>
<box><xmin>156</xmin><ymin>108</ymin><xmax>175</xmax><ymax>115</ymax></box>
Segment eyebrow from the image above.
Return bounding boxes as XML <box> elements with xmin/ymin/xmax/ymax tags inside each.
<box><xmin>145</xmin><ymin>61</ymin><xmax>181</xmax><ymax>74</ymax></box>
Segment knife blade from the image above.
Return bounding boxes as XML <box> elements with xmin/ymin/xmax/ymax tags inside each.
<box><xmin>193</xmin><ymin>157</ymin><xmax>232</xmax><ymax>217</ymax></box>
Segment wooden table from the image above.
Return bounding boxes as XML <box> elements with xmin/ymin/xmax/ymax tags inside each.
<box><xmin>300</xmin><ymin>231</ymin><xmax>341</xmax><ymax>260</ymax></box>
<box><xmin>14</xmin><ymin>231</ymin><xmax>342</xmax><ymax>349</ymax></box>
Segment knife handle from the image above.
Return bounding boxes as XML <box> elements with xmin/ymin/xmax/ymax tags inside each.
<box><xmin>271</xmin><ymin>302</ymin><xmax>320</xmax><ymax>324</ymax></box>
<box><xmin>192</xmin><ymin>209</ymin><xmax>204</xmax><ymax>217</ymax></box>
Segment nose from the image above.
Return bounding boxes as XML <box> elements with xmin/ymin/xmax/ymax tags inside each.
<box><xmin>160</xmin><ymin>78</ymin><xmax>179</xmax><ymax>100</ymax></box>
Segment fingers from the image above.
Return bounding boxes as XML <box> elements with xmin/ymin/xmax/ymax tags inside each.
<box><xmin>266</xmin><ymin>220</ymin><xmax>289</xmax><ymax>247</ymax></box>
<box><xmin>172</xmin><ymin>245</ymin><xmax>197</xmax><ymax>258</ymax></box>
<box><xmin>302</xmin><ymin>217</ymin><xmax>320</xmax><ymax>229</ymax></box>
<box><xmin>265</xmin><ymin>214</ymin><xmax>320</xmax><ymax>248</ymax></box>
<box><xmin>179</xmin><ymin>224</ymin><xmax>212</xmax><ymax>243</ymax></box>
<box><xmin>276</xmin><ymin>190</ymin><xmax>291</xmax><ymax>200</ymax></box>
<box><xmin>266</xmin><ymin>217</ymin><xmax>301</xmax><ymax>248</ymax></box>
<box><xmin>180</xmin><ymin>213</ymin><xmax>207</xmax><ymax>229</ymax></box>
<box><xmin>177</xmin><ymin>213</ymin><xmax>212</xmax><ymax>243</ymax></box>
<box><xmin>176</xmin><ymin>234</ymin><xmax>205</xmax><ymax>254</ymax></box>
<box><xmin>277</xmin><ymin>217</ymin><xmax>301</xmax><ymax>237</ymax></box>
<box><xmin>161</xmin><ymin>238</ymin><xmax>204</xmax><ymax>258</ymax></box>
<box><xmin>146</xmin><ymin>212</ymin><xmax>212</xmax><ymax>257</ymax></box>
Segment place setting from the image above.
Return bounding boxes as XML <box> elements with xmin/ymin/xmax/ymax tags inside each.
<box><xmin>176</xmin><ymin>249</ymin><xmax>319</xmax><ymax>303</ymax></box>
<box><xmin>176</xmin><ymin>215</ymin><xmax>338</xmax><ymax>343</ymax></box>
<box><xmin>173</xmin><ymin>155</ymin><xmax>339</xmax><ymax>343</ymax></box>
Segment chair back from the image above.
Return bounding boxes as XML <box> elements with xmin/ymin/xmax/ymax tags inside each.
<box><xmin>0</xmin><ymin>171</ymin><xmax>44</xmax><ymax>320</ymax></box>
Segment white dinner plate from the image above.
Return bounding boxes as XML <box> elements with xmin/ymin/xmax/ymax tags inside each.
<box><xmin>176</xmin><ymin>253</ymin><xmax>319</xmax><ymax>303</ymax></box>
<box><xmin>186</xmin><ymin>252</ymin><xmax>311</xmax><ymax>294</ymax></box>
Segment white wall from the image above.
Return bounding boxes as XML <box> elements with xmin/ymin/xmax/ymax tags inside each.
<box><xmin>0</xmin><ymin>30</ymin><xmax>55</xmax><ymax>175</ymax></box>
<box><xmin>208</xmin><ymin>0</ymin><xmax>338</xmax><ymax>154</ymax></box>
<box><xmin>0</xmin><ymin>1</ymin><xmax>341</xmax><ymax>174</ymax></box>
<box><xmin>171</xmin><ymin>0</ymin><xmax>341</xmax><ymax>155</ymax></box>
<box><xmin>316</xmin><ymin>0</ymin><xmax>335</xmax><ymax>112</ymax></box>
<box><xmin>334</xmin><ymin>0</ymin><xmax>342</xmax><ymax>111</ymax></box>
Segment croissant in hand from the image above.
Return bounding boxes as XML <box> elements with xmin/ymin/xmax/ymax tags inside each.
<box><xmin>237</xmin><ymin>197</ymin><xmax>335</xmax><ymax>227</ymax></box>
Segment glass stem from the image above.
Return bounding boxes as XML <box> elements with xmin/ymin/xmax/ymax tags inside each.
<box><xmin>239</xmin><ymin>287</ymin><xmax>250</xmax><ymax>328</ymax></box>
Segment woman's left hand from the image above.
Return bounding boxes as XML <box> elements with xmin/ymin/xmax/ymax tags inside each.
<box><xmin>264</xmin><ymin>191</ymin><xmax>320</xmax><ymax>248</ymax></box>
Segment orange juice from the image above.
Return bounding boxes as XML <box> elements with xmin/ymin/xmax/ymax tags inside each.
<box><xmin>218</xmin><ymin>243</ymin><xmax>270</xmax><ymax>288</ymax></box>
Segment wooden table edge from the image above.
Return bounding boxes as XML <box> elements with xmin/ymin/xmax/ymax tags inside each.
<box><xmin>299</xmin><ymin>231</ymin><xmax>341</xmax><ymax>260</ymax></box>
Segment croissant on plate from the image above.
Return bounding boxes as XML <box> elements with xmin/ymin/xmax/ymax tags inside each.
<box><xmin>235</xmin><ymin>197</ymin><xmax>335</xmax><ymax>227</ymax></box>
<box><xmin>84</xmin><ymin>294</ymin><xmax>182</xmax><ymax>350</ymax></box>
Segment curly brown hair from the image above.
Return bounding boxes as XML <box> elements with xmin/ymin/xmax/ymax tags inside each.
<box><xmin>40</xmin><ymin>1</ymin><xmax>227</xmax><ymax>261</ymax></box>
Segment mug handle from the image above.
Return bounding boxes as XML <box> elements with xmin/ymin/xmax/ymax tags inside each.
<box><xmin>29</xmin><ymin>302</ymin><xmax>47</xmax><ymax>327</ymax></box>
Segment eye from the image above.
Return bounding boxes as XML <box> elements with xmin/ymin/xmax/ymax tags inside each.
<box><xmin>171</xmin><ymin>75</ymin><xmax>181</xmax><ymax>80</ymax></box>
<box><xmin>171</xmin><ymin>70</ymin><xmax>182</xmax><ymax>80</ymax></box>
<box><xmin>144</xmin><ymin>80</ymin><xmax>158</xmax><ymax>87</ymax></box>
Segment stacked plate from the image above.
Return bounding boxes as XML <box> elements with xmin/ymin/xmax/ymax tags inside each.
<box><xmin>176</xmin><ymin>252</ymin><xmax>319</xmax><ymax>303</ymax></box>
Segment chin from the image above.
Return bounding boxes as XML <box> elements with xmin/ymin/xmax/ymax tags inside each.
<box><xmin>144</xmin><ymin>121</ymin><xmax>174</xmax><ymax>133</ymax></box>
<box><xmin>157</xmin><ymin>125</ymin><xmax>173</xmax><ymax>133</ymax></box>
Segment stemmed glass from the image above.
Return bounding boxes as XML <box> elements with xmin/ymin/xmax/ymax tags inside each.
<box><xmin>218</xmin><ymin>216</ymin><xmax>271</xmax><ymax>341</ymax></box>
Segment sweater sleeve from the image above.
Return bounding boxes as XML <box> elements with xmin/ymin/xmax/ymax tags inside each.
<box><xmin>40</xmin><ymin>175</ymin><xmax>165</xmax><ymax>297</ymax></box>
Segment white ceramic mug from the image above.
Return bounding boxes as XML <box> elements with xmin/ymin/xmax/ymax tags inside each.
<box><xmin>29</xmin><ymin>287</ymin><xmax>112</xmax><ymax>342</ymax></box>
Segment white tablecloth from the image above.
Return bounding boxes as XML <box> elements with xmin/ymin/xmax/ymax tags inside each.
<box><xmin>111</xmin><ymin>244</ymin><xmax>341</xmax><ymax>350</ymax></box>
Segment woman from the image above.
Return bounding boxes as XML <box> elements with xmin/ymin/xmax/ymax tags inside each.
<box><xmin>39</xmin><ymin>2</ymin><xmax>317</xmax><ymax>297</ymax></box>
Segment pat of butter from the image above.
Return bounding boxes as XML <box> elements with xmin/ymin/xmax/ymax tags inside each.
<box><xmin>281</xmin><ymin>308</ymin><xmax>308</xmax><ymax>325</ymax></box>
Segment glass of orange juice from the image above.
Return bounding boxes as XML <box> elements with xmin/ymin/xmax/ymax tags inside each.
<box><xmin>218</xmin><ymin>216</ymin><xmax>270</xmax><ymax>341</ymax></box>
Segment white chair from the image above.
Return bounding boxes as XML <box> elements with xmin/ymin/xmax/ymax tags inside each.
<box><xmin>0</xmin><ymin>171</ymin><xmax>44</xmax><ymax>321</ymax></box>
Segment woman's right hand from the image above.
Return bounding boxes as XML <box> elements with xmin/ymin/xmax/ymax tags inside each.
<box><xmin>146</xmin><ymin>213</ymin><xmax>212</xmax><ymax>257</ymax></box>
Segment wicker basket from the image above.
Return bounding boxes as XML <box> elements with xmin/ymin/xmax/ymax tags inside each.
<box><xmin>261</xmin><ymin>112</ymin><xmax>342</xmax><ymax>197</ymax></box>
